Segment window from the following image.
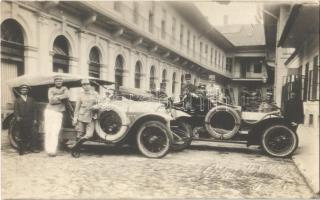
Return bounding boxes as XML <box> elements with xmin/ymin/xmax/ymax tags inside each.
<box><xmin>246</xmin><ymin>62</ymin><xmax>251</xmax><ymax>72</ymax></box>
<box><xmin>53</xmin><ymin>35</ymin><xmax>70</xmax><ymax>73</ymax></box>
<box><xmin>172</xmin><ymin>17</ymin><xmax>176</xmax><ymax>41</ymax></box>
<box><xmin>1</xmin><ymin>19</ymin><xmax>24</xmax><ymax>75</ymax></box>
<box><xmin>150</xmin><ymin>66</ymin><xmax>156</xmax><ymax>91</ymax></box>
<box><xmin>135</xmin><ymin>61</ymin><xmax>142</xmax><ymax>88</ymax></box>
<box><xmin>89</xmin><ymin>47</ymin><xmax>100</xmax><ymax>78</ymax></box>
<box><xmin>311</xmin><ymin>55</ymin><xmax>319</xmax><ymax>100</ymax></box>
<box><xmin>161</xmin><ymin>20</ymin><xmax>166</xmax><ymax>39</ymax></box>
<box><xmin>309</xmin><ymin>114</ymin><xmax>313</xmax><ymax>126</ymax></box>
<box><xmin>180</xmin><ymin>74</ymin><xmax>184</xmax><ymax>94</ymax></box>
<box><xmin>161</xmin><ymin>9</ymin><xmax>166</xmax><ymax>39</ymax></box>
<box><xmin>115</xmin><ymin>55</ymin><xmax>124</xmax><ymax>88</ymax></box>
<box><xmin>215</xmin><ymin>50</ymin><xmax>217</xmax><ymax>66</ymax></box>
<box><xmin>193</xmin><ymin>35</ymin><xmax>196</xmax><ymax>56</ymax></box>
<box><xmin>210</xmin><ymin>48</ymin><xmax>213</xmax><ymax>65</ymax></box>
<box><xmin>161</xmin><ymin>69</ymin><xmax>167</xmax><ymax>91</ymax></box>
<box><xmin>205</xmin><ymin>44</ymin><xmax>208</xmax><ymax>61</ymax></box>
<box><xmin>254</xmin><ymin>62</ymin><xmax>262</xmax><ymax>73</ymax></box>
<box><xmin>187</xmin><ymin>30</ymin><xmax>190</xmax><ymax>50</ymax></box>
<box><xmin>200</xmin><ymin>42</ymin><xmax>203</xmax><ymax>58</ymax></box>
<box><xmin>222</xmin><ymin>55</ymin><xmax>224</xmax><ymax>69</ymax></box>
<box><xmin>114</xmin><ymin>2</ymin><xmax>121</xmax><ymax>12</ymax></box>
<box><xmin>180</xmin><ymin>24</ymin><xmax>184</xmax><ymax>47</ymax></box>
<box><xmin>226</xmin><ymin>58</ymin><xmax>233</xmax><ymax>72</ymax></box>
<box><xmin>148</xmin><ymin>11</ymin><xmax>154</xmax><ymax>33</ymax></box>
<box><xmin>172</xmin><ymin>72</ymin><xmax>176</xmax><ymax>94</ymax></box>
<box><xmin>133</xmin><ymin>2</ymin><xmax>139</xmax><ymax>24</ymax></box>
<box><xmin>218</xmin><ymin>52</ymin><xmax>220</xmax><ymax>67</ymax></box>
<box><xmin>303</xmin><ymin>63</ymin><xmax>309</xmax><ymax>101</ymax></box>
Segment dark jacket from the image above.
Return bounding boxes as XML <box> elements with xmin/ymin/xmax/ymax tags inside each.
<box><xmin>14</xmin><ymin>96</ymin><xmax>37</xmax><ymax>125</ymax></box>
<box><xmin>283</xmin><ymin>97</ymin><xmax>304</xmax><ymax>124</ymax></box>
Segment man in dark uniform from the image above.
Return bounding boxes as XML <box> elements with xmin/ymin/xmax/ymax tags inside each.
<box><xmin>13</xmin><ymin>84</ymin><xmax>39</xmax><ymax>155</ymax></box>
<box><xmin>283</xmin><ymin>91</ymin><xmax>304</xmax><ymax>126</ymax></box>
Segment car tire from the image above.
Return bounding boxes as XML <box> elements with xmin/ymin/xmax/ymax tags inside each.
<box><xmin>8</xmin><ymin>118</ymin><xmax>20</xmax><ymax>149</ymax></box>
<box><xmin>136</xmin><ymin>121</ymin><xmax>172</xmax><ymax>158</ymax></box>
<box><xmin>95</xmin><ymin>105</ymin><xmax>129</xmax><ymax>143</ymax></box>
<box><xmin>261</xmin><ymin>125</ymin><xmax>298</xmax><ymax>158</ymax></box>
<box><xmin>171</xmin><ymin>120</ymin><xmax>192</xmax><ymax>151</ymax></box>
<box><xmin>205</xmin><ymin>106</ymin><xmax>241</xmax><ymax>139</ymax></box>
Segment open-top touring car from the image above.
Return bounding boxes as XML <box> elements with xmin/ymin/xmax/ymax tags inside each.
<box><xmin>171</xmin><ymin>90</ymin><xmax>299</xmax><ymax>158</ymax></box>
<box><xmin>3</xmin><ymin>73</ymin><xmax>192</xmax><ymax>158</ymax></box>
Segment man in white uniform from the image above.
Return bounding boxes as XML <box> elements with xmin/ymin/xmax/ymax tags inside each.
<box><xmin>44</xmin><ymin>76</ymin><xmax>69</xmax><ymax>157</ymax></box>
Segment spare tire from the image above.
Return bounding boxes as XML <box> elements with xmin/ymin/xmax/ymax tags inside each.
<box><xmin>205</xmin><ymin>105</ymin><xmax>241</xmax><ymax>139</ymax></box>
<box><xmin>95</xmin><ymin>105</ymin><xmax>129</xmax><ymax>143</ymax></box>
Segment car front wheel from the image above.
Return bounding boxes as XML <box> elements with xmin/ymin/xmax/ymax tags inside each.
<box><xmin>261</xmin><ymin>125</ymin><xmax>298</xmax><ymax>158</ymax></box>
<box><xmin>136</xmin><ymin>121</ymin><xmax>172</xmax><ymax>158</ymax></box>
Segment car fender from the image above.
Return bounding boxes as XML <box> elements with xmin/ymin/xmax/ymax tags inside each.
<box><xmin>246</xmin><ymin>117</ymin><xmax>295</xmax><ymax>146</ymax></box>
<box><xmin>171</xmin><ymin>109</ymin><xmax>191</xmax><ymax>119</ymax></box>
<box><xmin>2</xmin><ymin>113</ymin><xmax>14</xmax><ymax>130</ymax></box>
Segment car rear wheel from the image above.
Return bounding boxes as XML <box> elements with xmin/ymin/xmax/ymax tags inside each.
<box><xmin>136</xmin><ymin>121</ymin><xmax>172</xmax><ymax>158</ymax></box>
<box><xmin>171</xmin><ymin>120</ymin><xmax>192</xmax><ymax>151</ymax></box>
<box><xmin>8</xmin><ymin>119</ymin><xmax>19</xmax><ymax>149</ymax></box>
<box><xmin>261</xmin><ymin>125</ymin><xmax>298</xmax><ymax>158</ymax></box>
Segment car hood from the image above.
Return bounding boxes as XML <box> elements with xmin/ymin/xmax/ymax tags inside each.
<box><xmin>100</xmin><ymin>99</ymin><xmax>167</xmax><ymax>114</ymax></box>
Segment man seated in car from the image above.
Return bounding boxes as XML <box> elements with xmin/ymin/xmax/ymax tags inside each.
<box><xmin>73</xmin><ymin>79</ymin><xmax>100</xmax><ymax>141</ymax></box>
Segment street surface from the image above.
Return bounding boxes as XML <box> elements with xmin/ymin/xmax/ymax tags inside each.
<box><xmin>1</xmin><ymin>130</ymin><xmax>314</xmax><ymax>199</ymax></box>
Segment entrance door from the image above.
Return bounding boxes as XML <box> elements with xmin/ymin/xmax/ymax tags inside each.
<box><xmin>1</xmin><ymin>61</ymin><xmax>18</xmax><ymax>109</ymax></box>
<box><xmin>241</xmin><ymin>62</ymin><xmax>247</xmax><ymax>78</ymax></box>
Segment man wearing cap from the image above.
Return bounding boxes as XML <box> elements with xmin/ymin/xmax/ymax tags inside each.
<box><xmin>14</xmin><ymin>84</ymin><xmax>39</xmax><ymax>155</ymax></box>
<box><xmin>44</xmin><ymin>76</ymin><xmax>69</xmax><ymax>156</ymax></box>
<box><xmin>73</xmin><ymin>79</ymin><xmax>100</xmax><ymax>142</ymax></box>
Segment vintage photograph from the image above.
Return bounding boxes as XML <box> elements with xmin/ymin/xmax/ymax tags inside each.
<box><xmin>1</xmin><ymin>0</ymin><xmax>319</xmax><ymax>199</ymax></box>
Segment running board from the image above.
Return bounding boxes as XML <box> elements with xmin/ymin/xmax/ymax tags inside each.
<box><xmin>193</xmin><ymin>138</ymin><xmax>248</xmax><ymax>144</ymax></box>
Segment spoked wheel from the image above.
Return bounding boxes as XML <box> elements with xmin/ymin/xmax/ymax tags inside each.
<box><xmin>261</xmin><ymin>125</ymin><xmax>298</xmax><ymax>158</ymax></box>
<box><xmin>136</xmin><ymin>121</ymin><xmax>172</xmax><ymax>158</ymax></box>
<box><xmin>8</xmin><ymin>119</ymin><xmax>20</xmax><ymax>149</ymax></box>
<box><xmin>171</xmin><ymin>120</ymin><xmax>192</xmax><ymax>151</ymax></box>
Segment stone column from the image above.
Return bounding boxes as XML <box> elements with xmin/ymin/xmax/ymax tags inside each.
<box><xmin>78</xmin><ymin>30</ymin><xmax>88</xmax><ymax>76</ymax></box>
<box><xmin>24</xmin><ymin>46</ymin><xmax>38</xmax><ymax>75</ymax></box>
<box><xmin>37</xmin><ymin>13</ymin><xmax>51</xmax><ymax>74</ymax></box>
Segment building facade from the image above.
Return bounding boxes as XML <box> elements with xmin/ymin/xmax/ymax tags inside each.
<box><xmin>217</xmin><ymin>24</ymin><xmax>273</xmax><ymax>111</ymax></box>
<box><xmin>263</xmin><ymin>2</ymin><xmax>319</xmax><ymax>193</ymax></box>
<box><xmin>1</xmin><ymin>1</ymin><xmax>235</xmax><ymax>112</ymax></box>
<box><xmin>263</xmin><ymin>3</ymin><xmax>319</xmax><ymax>127</ymax></box>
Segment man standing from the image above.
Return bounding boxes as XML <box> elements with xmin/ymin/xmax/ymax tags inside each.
<box><xmin>73</xmin><ymin>79</ymin><xmax>99</xmax><ymax>142</ymax></box>
<box><xmin>14</xmin><ymin>84</ymin><xmax>39</xmax><ymax>155</ymax></box>
<box><xmin>44</xmin><ymin>76</ymin><xmax>69</xmax><ymax>156</ymax></box>
<box><xmin>283</xmin><ymin>91</ymin><xmax>304</xmax><ymax>127</ymax></box>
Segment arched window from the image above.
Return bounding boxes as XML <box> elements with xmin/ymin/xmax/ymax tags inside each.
<box><xmin>1</xmin><ymin>19</ymin><xmax>25</xmax><ymax>109</ymax></box>
<box><xmin>149</xmin><ymin>66</ymin><xmax>156</xmax><ymax>91</ymax></box>
<box><xmin>135</xmin><ymin>61</ymin><xmax>142</xmax><ymax>88</ymax></box>
<box><xmin>89</xmin><ymin>47</ymin><xmax>100</xmax><ymax>78</ymax></box>
<box><xmin>180</xmin><ymin>74</ymin><xmax>184</xmax><ymax>94</ymax></box>
<box><xmin>115</xmin><ymin>55</ymin><xmax>124</xmax><ymax>88</ymax></box>
<box><xmin>172</xmin><ymin>72</ymin><xmax>176</xmax><ymax>94</ymax></box>
<box><xmin>161</xmin><ymin>69</ymin><xmax>167</xmax><ymax>91</ymax></box>
<box><xmin>53</xmin><ymin>35</ymin><xmax>70</xmax><ymax>73</ymax></box>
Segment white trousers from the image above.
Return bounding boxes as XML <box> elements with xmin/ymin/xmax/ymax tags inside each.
<box><xmin>44</xmin><ymin>109</ymin><xmax>63</xmax><ymax>155</ymax></box>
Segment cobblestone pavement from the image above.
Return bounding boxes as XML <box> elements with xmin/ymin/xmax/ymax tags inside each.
<box><xmin>1</xmin><ymin>131</ymin><xmax>314</xmax><ymax>199</ymax></box>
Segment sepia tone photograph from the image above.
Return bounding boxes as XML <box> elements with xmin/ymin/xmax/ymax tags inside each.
<box><xmin>0</xmin><ymin>0</ymin><xmax>319</xmax><ymax>199</ymax></box>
